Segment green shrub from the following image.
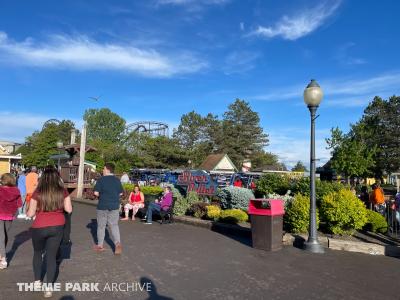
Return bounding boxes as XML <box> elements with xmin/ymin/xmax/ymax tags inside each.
<box><xmin>219</xmin><ymin>209</ymin><xmax>248</xmax><ymax>224</ymax></box>
<box><xmin>320</xmin><ymin>189</ymin><xmax>368</xmax><ymax>235</ymax></box>
<box><xmin>206</xmin><ymin>205</ymin><xmax>221</xmax><ymax>221</ymax></box>
<box><xmin>291</xmin><ymin>178</ymin><xmax>346</xmax><ymax>205</ymax></box>
<box><xmin>141</xmin><ymin>186</ymin><xmax>164</xmax><ymax>195</ymax></box>
<box><xmin>188</xmin><ymin>202</ymin><xmax>209</xmax><ymax>219</ymax></box>
<box><xmin>284</xmin><ymin>194</ymin><xmax>319</xmax><ymax>233</ymax></box>
<box><xmin>186</xmin><ymin>191</ymin><xmax>200</xmax><ymax>203</ymax></box>
<box><xmin>255</xmin><ymin>174</ymin><xmax>290</xmax><ymax>196</ymax></box>
<box><xmin>216</xmin><ymin>188</ymin><xmax>230</xmax><ymax>206</ymax></box>
<box><xmin>216</xmin><ymin>186</ymin><xmax>254</xmax><ymax>211</ymax></box>
<box><xmin>122</xmin><ymin>183</ymin><xmax>135</xmax><ymax>193</ymax></box>
<box><xmin>167</xmin><ymin>185</ymin><xmax>187</xmax><ymax>216</ymax></box>
<box><xmin>363</xmin><ymin>210</ymin><xmax>388</xmax><ymax>234</ymax></box>
<box><xmin>123</xmin><ymin>184</ymin><xmax>164</xmax><ymax>195</ymax></box>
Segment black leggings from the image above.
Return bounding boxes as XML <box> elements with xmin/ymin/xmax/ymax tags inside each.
<box><xmin>31</xmin><ymin>226</ymin><xmax>63</xmax><ymax>283</ymax></box>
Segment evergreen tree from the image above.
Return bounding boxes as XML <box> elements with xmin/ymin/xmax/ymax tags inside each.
<box><xmin>218</xmin><ymin>99</ymin><xmax>269</xmax><ymax>167</ymax></box>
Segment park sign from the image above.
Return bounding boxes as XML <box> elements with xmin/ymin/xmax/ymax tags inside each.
<box><xmin>177</xmin><ymin>170</ymin><xmax>218</xmax><ymax>196</ymax></box>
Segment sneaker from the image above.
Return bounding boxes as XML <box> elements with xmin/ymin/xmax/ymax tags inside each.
<box><xmin>43</xmin><ymin>286</ymin><xmax>52</xmax><ymax>298</ymax></box>
<box><xmin>114</xmin><ymin>243</ymin><xmax>122</xmax><ymax>255</ymax></box>
<box><xmin>25</xmin><ymin>216</ymin><xmax>32</xmax><ymax>220</ymax></box>
<box><xmin>0</xmin><ymin>259</ymin><xmax>7</xmax><ymax>269</ymax></box>
<box><xmin>17</xmin><ymin>214</ymin><xmax>26</xmax><ymax>219</ymax></box>
<box><xmin>33</xmin><ymin>280</ymin><xmax>42</xmax><ymax>291</ymax></box>
<box><xmin>144</xmin><ymin>222</ymin><xmax>152</xmax><ymax>225</ymax></box>
<box><xmin>93</xmin><ymin>245</ymin><xmax>105</xmax><ymax>252</ymax></box>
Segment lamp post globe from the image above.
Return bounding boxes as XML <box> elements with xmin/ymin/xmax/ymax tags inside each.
<box><xmin>304</xmin><ymin>79</ymin><xmax>323</xmax><ymax>107</ymax></box>
<box><xmin>303</xmin><ymin>79</ymin><xmax>325</xmax><ymax>254</ymax></box>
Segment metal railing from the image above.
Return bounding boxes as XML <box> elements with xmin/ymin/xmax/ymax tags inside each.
<box><xmin>385</xmin><ymin>200</ymin><xmax>400</xmax><ymax>238</ymax></box>
<box><xmin>60</xmin><ymin>166</ymin><xmax>92</xmax><ymax>184</ymax></box>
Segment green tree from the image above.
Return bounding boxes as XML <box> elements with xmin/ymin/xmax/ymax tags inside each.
<box><xmin>291</xmin><ymin>161</ymin><xmax>307</xmax><ymax>172</ymax></box>
<box><xmin>353</xmin><ymin>96</ymin><xmax>400</xmax><ymax>177</ymax></box>
<box><xmin>249</xmin><ymin>150</ymin><xmax>280</xmax><ymax>169</ymax></box>
<box><xmin>173</xmin><ymin>111</ymin><xmax>206</xmax><ymax>148</ymax></box>
<box><xmin>142</xmin><ymin>136</ymin><xmax>189</xmax><ymax>168</ymax></box>
<box><xmin>82</xmin><ymin>108</ymin><xmax>129</xmax><ymax>172</ymax></box>
<box><xmin>19</xmin><ymin>120</ymin><xmax>75</xmax><ymax>167</ymax></box>
<box><xmin>326</xmin><ymin>127</ymin><xmax>375</xmax><ymax>181</ymax></box>
<box><xmin>218</xmin><ymin>99</ymin><xmax>269</xmax><ymax>167</ymax></box>
<box><xmin>84</xmin><ymin>108</ymin><xmax>126</xmax><ymax>144</ymax></box>
<box><xmin>173</xmin><ymin>111</ymin><xmax>219</xmax><ymax>167</ymax></box>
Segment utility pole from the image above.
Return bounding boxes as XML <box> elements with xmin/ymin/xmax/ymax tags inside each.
<box><xmin>77</xmin><ymin>123</ymin><xmax>87</xmax><ymax>199</ymax></box>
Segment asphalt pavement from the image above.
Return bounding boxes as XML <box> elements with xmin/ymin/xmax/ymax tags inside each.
<box><xmin>1</xmin><ymin>202</ymin><xmax>399</xmax><ymax>300</ymax></box>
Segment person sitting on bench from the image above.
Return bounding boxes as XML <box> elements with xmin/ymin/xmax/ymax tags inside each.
<box><xmin>144</xmin><ymin>186</ymin><xmax>172</xmax><ymax>224</ymax></box>
<box><xmin>121</xmin><ymin>185</ymin><xmax>145</xmax><ymax>221</ymax></box>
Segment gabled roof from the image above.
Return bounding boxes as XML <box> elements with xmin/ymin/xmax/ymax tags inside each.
<box><xmin>63</xmin><ymin>144</ymin><xmax>97</xmax><ymax>154</ymax></box>
<box><xmin>199</xmin><ymin>153</ymin><xmax>237</xmax><ymax>172</ymax></box>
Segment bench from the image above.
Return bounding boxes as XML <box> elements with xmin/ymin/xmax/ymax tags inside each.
<box><xmin>136</xmin><ymin>196</ymin><xmax>176</xmax><ymax>224</ymax></box>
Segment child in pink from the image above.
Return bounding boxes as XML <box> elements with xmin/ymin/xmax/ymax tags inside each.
<box><xmin>0</xmin><ymin>173</ymin><xmax>22</xmax><ymax>269</ymax></box>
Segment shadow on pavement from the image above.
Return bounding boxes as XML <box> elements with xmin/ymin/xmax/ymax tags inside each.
<box><xmin>210</xmin><ymin>223</ymin><xmax>252</xmax><ymax>247</ymax></box>
<box><xmin>140</xmin><ymin>277</ymin><xmax>174</xmax><ymax>300</ymax></box>
<box><xmin>86</xmin><ymin>219</ymin><xmax>115</xmax><ymax>252</ymax></box>
<box><xmin>59</xmin><ymin>296</ymin><xmax>76</xmax><ymax>300</ymax></box>
<box><xmin>6</xmin><ymin>229</ymin><xmax>31</xmax><ymax>265</ymax></box>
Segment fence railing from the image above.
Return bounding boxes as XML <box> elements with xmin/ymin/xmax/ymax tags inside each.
<box><xmin>384</xmin><ymin>201</ymin><xmax>400</xmax><ymax>238</ymax></box>
<box><xmin>60</xmin><ymin>166</ymin><xmax>92</xmax><ymax>184</ymax></box>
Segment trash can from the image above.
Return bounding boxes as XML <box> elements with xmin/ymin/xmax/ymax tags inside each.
<box><xmin>248</xmin><ymin>199</ymin><xmax>284</xmax><ymax>251</ymax></box>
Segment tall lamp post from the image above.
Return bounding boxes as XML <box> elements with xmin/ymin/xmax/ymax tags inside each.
<box><xmin>303</xmin><ymin>79</ymin><xmax>325</xmax><ymax>254</ymax></box>
<box><xmin>56</xmin><ymin>141</ymin><xmax>64</xmax><ymax>172</ymax></box>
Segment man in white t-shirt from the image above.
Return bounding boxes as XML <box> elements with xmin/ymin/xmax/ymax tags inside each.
<box><xmin>120</xmin><ymin>172</ymin><xmax>130</xmax><ymax>184</ymax></box>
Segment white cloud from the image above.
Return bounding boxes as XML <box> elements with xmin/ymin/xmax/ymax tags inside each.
<box><xmin>223</xmin><ymin>50</ymin><xmax>260</xmax><ymax>75</ymax></box>
<box><xmin>249</xmin><ymin>1</ymin><xmax>341</xmax><ymax>40</ymax></box>
<box><xmin>251</xmin><ymin>71</ymin><xmax>400</xmax><ymax>107</ymax></box>
<box><xmin>156</xmin><ymin>0</ymin><xmax>230</xmax><ymax>13</ymax></box>
<box><xmin>0</xmin><ymin>32</ymin><xmax>207</xmax><ymax>77</ymax></box>
<box><xmin>157</xmin><ymin>0</ymin><xmax>229</xmax><ymax>5</ymax></box>
<box><xmin>335</xmin><ymin>43</ymin><xmax>366</xmax><ymax>66</ymax></box>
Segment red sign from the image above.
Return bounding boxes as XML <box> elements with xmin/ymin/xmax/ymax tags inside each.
<box><xmin>177</xmin><ymin>170</ymin><xmax>217</xmax><ymax>195</ymax></box>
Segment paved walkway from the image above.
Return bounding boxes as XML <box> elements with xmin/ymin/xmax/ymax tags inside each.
<box><xmin>1</xmin><ymin>202</ymin><xmax>400</xmax><ymax>300</ymax></box>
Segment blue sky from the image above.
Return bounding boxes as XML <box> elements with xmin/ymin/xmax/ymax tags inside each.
<box><xmin>1</xmin><ymin>0</ymin><xmax>399</xmax><ymax>168</ymax></box>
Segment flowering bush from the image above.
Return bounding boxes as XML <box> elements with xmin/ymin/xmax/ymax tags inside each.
<box><xmin>266</xmin><ymin>192</ymin><xmax>294</xmax><ymax>209</ymax></box>
<box><xmin>206</xmin><ymin>205</ymin><xmax>221</xmax><ymax>221</ymax></box>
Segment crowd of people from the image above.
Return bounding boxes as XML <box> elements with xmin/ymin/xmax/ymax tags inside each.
<box><xmin>0</xmin><ymin>162</ymin><xmax>174</xmax><ymax>298</ymax></box>
<box><xmin>2</xmin><ymin>161</ymin><xmax>399</xmax><ymax>298</ymax></box>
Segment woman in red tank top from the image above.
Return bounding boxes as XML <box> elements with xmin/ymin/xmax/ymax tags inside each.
<box><xmin>121</xmin><ymin>185</ymin><xmax>144</xmax><ymax>221</ymax></box>
<box><xmin>26</xmin><ymin>166</ymin><xmax>72</xmax><ymax>298</ymax></box>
